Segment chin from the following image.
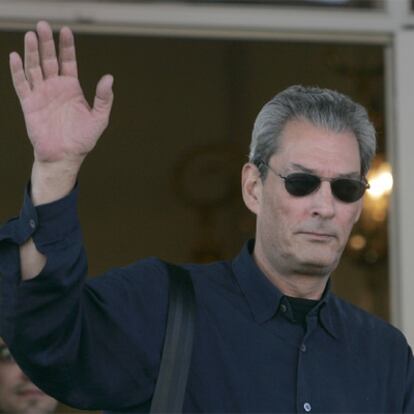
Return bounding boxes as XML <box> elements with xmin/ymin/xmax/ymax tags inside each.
<box><xmin>295</xmin><ymin>256</ymin><xmax>339</xmax><ymax>277</ymax></box>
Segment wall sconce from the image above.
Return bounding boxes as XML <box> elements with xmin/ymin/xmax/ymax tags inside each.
<box><xmin>364</xmin><ymin>160</ymin><xmax>393</xmax><ymax>222</ymax></box>
<box><xmin>347</xmin><ymin>157</ymin><xmax>392</xmax><ymax>264</ymax></box>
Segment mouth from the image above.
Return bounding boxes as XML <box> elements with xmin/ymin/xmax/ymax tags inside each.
<box><xmin>299</xmin><ymin>231</ymin><xmax>336</xmax><ymax>241</ymax></box>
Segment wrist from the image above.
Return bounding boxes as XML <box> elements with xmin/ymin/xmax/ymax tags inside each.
<box><xmin>30</xmin><ymin>159</ymin><xmax>82</xmax><ymax>206</ymax></box>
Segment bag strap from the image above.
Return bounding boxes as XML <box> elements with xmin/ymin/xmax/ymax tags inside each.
<box><xmin>150</xmin><ymin>263</ymin><xmax>196</xmax><ymax>414</ymax></box>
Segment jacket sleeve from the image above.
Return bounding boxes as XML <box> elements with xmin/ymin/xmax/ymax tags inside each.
<box><xmin>0</xmin><ymin>184</ymin><xmax>170</xmax><ymax>411</ymax></box>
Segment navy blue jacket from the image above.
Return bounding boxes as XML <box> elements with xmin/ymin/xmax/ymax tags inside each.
<box><xmin>0</xmin><ymin>186</ymin><xmax>413</xmax><ymax>413</ymax></box>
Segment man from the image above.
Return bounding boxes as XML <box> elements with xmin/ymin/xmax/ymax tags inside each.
<box><xmin>0</xmin><ymin>20</ymin><xmax>413</xmax><ymax>413</ymax></box>
<box><xmin>0</xmin><ymin>339</ymin><xmax>57</xmax><ymax>414</ymax></box>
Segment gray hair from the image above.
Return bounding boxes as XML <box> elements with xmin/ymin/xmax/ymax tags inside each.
<box><xmin>249</xmin><ymin>85</ymin><xmax>376</xmax><ymax>178</ymax></box>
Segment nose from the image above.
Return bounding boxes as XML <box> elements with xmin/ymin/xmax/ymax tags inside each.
<box><xmin>310</xmin><ymin>181</ymin><xmax>336</xmax><ymax>219</ymax></box>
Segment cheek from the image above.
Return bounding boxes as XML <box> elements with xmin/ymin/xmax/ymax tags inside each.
<box><xmin>0</xmin><ymin>368</ymin><xmax>17</xmax><ymax>389</ymax></box>
<box><xmin>0</xmin><ymin>370</ymin><xmax>8</xmax><ymax>387</ymax></box>
<box><xmin>338</xmin><ymin>208</ymin><xmax>361</xmax><ymax>238</ymax></box>
<box><xmin>0</xmin><ymin>379</ymin><xmax>10</xmax><ymax>400</ymax></box>
<box><xmin>271</xmin><ymin>194</ymin><xmax>308</xmax><ymax>226</ymax></box>
<box><xmin>261</xmin><ymin>194</ymin><xmax>299</xmax><ymax>239</ymax></box>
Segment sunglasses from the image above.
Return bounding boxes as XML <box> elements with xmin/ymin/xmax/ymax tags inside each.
<box><xmin>260</xmin><ymin>162</ymin><xmax>369</xmax><ymax>203</ymax></box>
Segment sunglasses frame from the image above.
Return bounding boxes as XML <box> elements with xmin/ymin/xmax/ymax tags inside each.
<box><xmin>258</xmin><ymin>161</ymin><xmax>370</xmax><ymax>203</ymax></box>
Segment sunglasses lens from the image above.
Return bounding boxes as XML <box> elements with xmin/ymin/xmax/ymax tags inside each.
<box><xmin>284</xmin><ymin>173</ymin><xmax>321</xmax><ymax>196</ymax></box>
<box><xmin>332</xmin><ymin>179</ymin><xmax>366</xmax><ymax>202</ymax></box>
<box><xmin>283</xmin><ymin>173</ymin><xmax>367</xmax><ymax>202</ymax></box>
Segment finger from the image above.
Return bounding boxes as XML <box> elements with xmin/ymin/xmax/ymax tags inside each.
<box><xmin>36</xmin><ymin>21</ymin><xmax>59</xmax><ymax>78</ymax></box>
<box><xmin>9</xmin><ymin>52</ymin><xmax>31</xmax><ymax>100</ymax></box>
<box><xmin>92</xmin><ymin>74</ymin><xmax>114</xmax><ymax>117</ymax></box>
<box><xmin>24</xmin><ymin>31</ymin><xmax>44</xmax><ymax>87</ymax></box>
<box><xmin>58</xmin><ymin>26</ymin><xmax>78</xmax><ymax>78</ymax></box>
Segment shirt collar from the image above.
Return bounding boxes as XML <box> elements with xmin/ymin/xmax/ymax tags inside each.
<box><xmin>232</xmin><ymin>239</ymin><xmax>284</xmax><ymax>324</ymax></box>
<box><xmin>310</xmin><ymin>280</ymin><xmax>340</xmax><ymax>339</ymax></box>
<box><xmin>232</xmin><ymin>239</ymin><xmax>340</xmax><ymax>339</ymax></box>
<box><xmin>318</xmin><ymin>291</ymin><xmax>341</xmax><ymax>339</ymax></box>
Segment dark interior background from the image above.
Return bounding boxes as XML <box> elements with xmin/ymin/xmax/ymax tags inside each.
<box><xmin>0</xmin><ymin>28</ymin><xmax>387</xmax><ymax>412</ymax></box>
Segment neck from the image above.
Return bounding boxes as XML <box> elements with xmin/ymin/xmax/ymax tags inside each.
<box><xmin>253</xmin><ymin>249</ymin><xmax>329</xmax><ymax>300</ymax></box>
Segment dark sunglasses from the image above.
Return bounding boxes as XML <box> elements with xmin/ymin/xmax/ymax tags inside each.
<box><xmin>260</xmin><ymin>162</ymin><xmax>369</xmax><ymax>203</ymax></box>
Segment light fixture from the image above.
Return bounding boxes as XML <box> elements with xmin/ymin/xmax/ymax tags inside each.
<box><xmin>366</xmin><ymin>162</ymin><xmax>393</xmax><ymax>200</ymax></box>
<box><xmin>347</xmin><ymin>157</ymin><xmax>393</xmax><ymax>263</ymax></box>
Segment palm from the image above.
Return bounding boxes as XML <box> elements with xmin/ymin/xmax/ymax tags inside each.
<box><xmin>10</xmin><ymin>21</ymin><xmax>113</xmax><ymax>164</ymax></box>
<box><xmin>23</xmin><ymin>77</ymin><xmax>104</xmax><ymax>162</ymax></box>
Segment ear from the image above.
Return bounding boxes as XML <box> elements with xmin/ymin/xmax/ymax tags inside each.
<box><xmin>241</xmin><ymin>162</ymin><xmax>262</xmax><ymax>215</ymax></box>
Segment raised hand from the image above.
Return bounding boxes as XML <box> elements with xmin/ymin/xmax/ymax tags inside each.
<box><xmin>10</xmin><ymin>21</ymin><xmax>114</xmax><ymax>204</ymax></box>
<box><xmin>10</xmin><ymin>21</ymin><xmax>113</xmax><ymax>164</ymax></box>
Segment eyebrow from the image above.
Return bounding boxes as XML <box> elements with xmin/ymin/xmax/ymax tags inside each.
<box><xmin>288</xmin><ymin>163</ymin><xmax>361</xmax><ymax>179</ymax></box>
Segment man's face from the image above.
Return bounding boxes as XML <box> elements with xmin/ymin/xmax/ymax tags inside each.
<box><xmin>244</xmin><ymin>118</ymin><xmax>363</xmax><ymax>278</ymax></box>
<box><xmin>0</xmin><ymin>340</ymin><xmax>57</xmax><ymax>414</ymax></box>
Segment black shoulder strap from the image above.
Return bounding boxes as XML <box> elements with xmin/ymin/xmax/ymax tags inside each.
<box><xmin>150</xmin><ymin>263</ymin><xmax>196</xmax><ymax>414</ymax></box>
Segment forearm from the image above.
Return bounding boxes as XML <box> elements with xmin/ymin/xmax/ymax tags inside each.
<box><xmin>20</xmin><ymin>160</ymin><xmax>81</xmax><ymax>280</ymax></box>
<box><xmin>19</xmin><ymin>239</ymin><xmax>46</xmax><ymax>280</ymax></box>
<box><xmin>1</xmin><ymin>182</ymin><xmax>85</xmax><ymax>338</ymax></box>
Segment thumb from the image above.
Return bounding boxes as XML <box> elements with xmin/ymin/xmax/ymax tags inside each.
<box><xmin>92</xmin><ymin>74</ymin><xmax>114</xmax><ymax>116</ymax></box>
